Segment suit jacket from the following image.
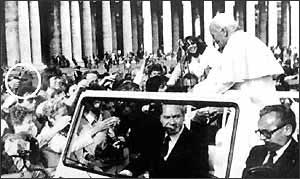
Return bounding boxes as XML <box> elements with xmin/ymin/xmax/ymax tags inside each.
<box><xmin>126</xmin><ymin>126</ymin><xmax>209</xmax><ymax>178</ymax></box>
<box><xmin>242</xmin><ymin>138</ymin><xmax>299</xmax><ymax>178</ymax></box>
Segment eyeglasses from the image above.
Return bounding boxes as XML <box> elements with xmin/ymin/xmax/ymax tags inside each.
<box><xmin>255</xmin><ymin>124</ymin><xmax>286</xmax><ymax>139</ymax></box>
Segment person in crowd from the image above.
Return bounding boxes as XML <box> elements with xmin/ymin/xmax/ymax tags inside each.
<box><xmin>167</xmin><ymin>36</ymin><xmax>221</xmax><ymax>89</ymax></box>
<box><xmin>275</xmin><ymin>74</ymin><xmax>290</xmax><ymax>91</ymax></box>
<box><xmin>93</xmin><ymin>54</ymin><xmax>100</xmax><ymax>69</ymax></box>
<box><xmin>87</xmin><ymin>58</ymin><xmax>92</xmax><ymax>69</ymax></box>
<box><xmin>181</xmin><ymin>73</ymin><xmax>199</xmax><ymax>92</ymax></box>
<box><xmin>40</xmin><ymin>57</ymin><xmax>62</xmax><ymax>91</ymax></box>
<box><xmin>148</xmin><ymin>63</ymin><xmax>164</xmax><ymax>78</ymax></box>
<box><xmin>144</xmin><ymin>63</ymin><xmax>169</xmax><ymax>92</ymax></box>
<box><xmin>119</xmin><ymin>104</ymin><xmax>208</xmax><ymax>178</ymax></box>
<box><xmin>83</xmin><ymin>70</ymin><xmax>100</xmax><ymax>88</ymax></box>
<box><xmin>19</xmin><ymin>71</ymin><xmax>34</xmax><ymax>88</ymax></box>
<box><xmin>8</xmin><ymin>104</ymin><xmax>68</xmax><ymax>149</ymax></box>
<box><xmin>73</xmin><ymin>66</ymin><xmax>83</xmax><ymax>84</ymax></box>
<box><xmin>145</xmin><ymin>75</ymin><xmax>168</xmax><ymax>92</ymax></box>
<box><xmin>82</xmin><ymin>56</ymin><xmax>88</xmax><ymax>68</ymax></box>
<box><xmin>68</xmin><ymin>100</ymin><xmax>121</xmax><ymax>168</ymax></box>
<box><xmin>16</xmin><ymin>86</ymin><xmax>40</xmax><ymax>111</ymax></box>
<box><xmin>39</xmin><ymin>75</ymin><xmax>66</xmax><ymax>100</ymax></box>
<box><xmin>242</xmin><ymin>105</ymin><xmax>298</xmax><ymax>178</ymax></box>
<box><xmin>193</xmin><ymin>13</ymin><xmax>284</xmax><ymax>107</ymax></box>
<box><xmin>104</xmin><ymin>52</ymin><xmax>112</xmax><ymax>72</ymax></box>
<box><xmin>282</xmin><ymin>59</ymin><xmax>294</xmax><ymax>76</ymax></box>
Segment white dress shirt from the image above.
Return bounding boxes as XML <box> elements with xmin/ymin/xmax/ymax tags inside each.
<box><xmin>263</xmin><ymin>139</ymin><xmax>292</xmax><ymax>165</ymax></box>
<box><xmin>163</xmin><ymin>126</ymin><xmax>184</xmax><ymax>161</ymax></box>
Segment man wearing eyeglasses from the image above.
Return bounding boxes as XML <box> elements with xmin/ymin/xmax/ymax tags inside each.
<box><xmin>242</xmin><ymin>105</ymin><xmax>299</xmax><ymax>178</ymax></box>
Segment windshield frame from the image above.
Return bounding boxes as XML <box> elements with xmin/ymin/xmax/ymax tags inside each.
<box><xmin>61</xmin><ymin>91</ymin><xmax>240</xmax><ymax>178</ymax></box>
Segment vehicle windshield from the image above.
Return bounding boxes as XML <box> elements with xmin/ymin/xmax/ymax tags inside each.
<box><xmin>62</xmin><ymin>96</ymin><xmax>239</xmax><ymax>178</ymax></box>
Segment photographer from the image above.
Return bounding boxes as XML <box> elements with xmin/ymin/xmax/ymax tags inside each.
<box><xmin>3</xmin><ymin>106</ymin><xmax>47</xmax><ymax>171</ymax></box>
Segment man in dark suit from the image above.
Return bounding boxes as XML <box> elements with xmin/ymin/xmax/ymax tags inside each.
<box><xmin>119</xmin><ymin>104</ymin><xmax>209</xmax><ymax>178</ymax></box>
<box><xmin>242</xmin><ymin>105</ymin><xmax>299</xmax><ymax>178</ymax></box>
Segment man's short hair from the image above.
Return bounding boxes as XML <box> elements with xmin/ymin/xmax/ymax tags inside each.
<box><xmin>162</xmin><ymin>104</ymin><xmax>186</xmax><ymax>116</ymax></box>
<box><xmin>17</xmin><ymin>86</ymin><xmax>36</xmax><ymax>97</ymax></box>
<box><xmin>9</xmin><ymin>105</ymin><xmax>33</xmax><ymax>126</ymax></box>
<box><xmin>115</xmin><ymin>81</ymin><xmax>140</xmax><ymax>91</ymax></box>
<box><xmin>17</xmin><ymin>86</ymin><xmax>38</xmax><ymax>103</ymax></box>
<box><xmin>148</xmin><ymin>64</ymin><xmax>163</xmax><ymax>74</ymax></box>
<box><xmin>259</xmin><ymin>104</ymin><xmax>296</xmax><ymax>134</ymax></box>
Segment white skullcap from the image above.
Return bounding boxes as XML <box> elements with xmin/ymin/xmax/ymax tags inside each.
<box><xmin>210</xmin><ymin>13</ymin><xmax>239</xmax><ymax>29</ymax></box>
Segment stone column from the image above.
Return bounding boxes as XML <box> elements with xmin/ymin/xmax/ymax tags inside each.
<box><xmin>29</xmin><ymin>1</ymin><xmax>44</xmax><ymax>68</ymax></box>
<box><xmin>204</xmin><ymin>1</ymin><xmax>213</xmax><ymax>46</ymax></box>
<box><xmin>94</xmin><ymin>1</ymin><xmax>103</xmax><ymax>58</ymax></box>
<box><xmin>0</xmin><ymin>0</ymin><xmax>7</xmax><ymax>67</ymax></box>
<box><xmin>191</xmin><ymin>0</ymin><xmax>204</xmax><ymax>40</ymax></box>
<box><xmin>49</xmin><ymin>1</ymin><xmax>61</xmax><ymax>58</ymax></box>
<box><xmin>70</xmin><ymin>1</ymin><xmax>83</xmax><ymax>66</ymax></box>
<box><xmin>246</xmin><ymin>1</ymin><xmax>256</xmax><ymax>36</ymax></box>
<box><xmin>136</xmin><ymin>1</ymin><xmax>143</xmax><ymax>53</ymax></box>
<box><xmin>258</xmin><ymin>1</ymin><xmax>267</xmax><ymax>44</ymax></box>
<box><xmin>225</xmin><ymin>1</ymin><xmax>235</xmax><ymax>17</ymax></box>
<box><xmin>234</xmin><ymin>0</ymin><xmax>246</xmax><ymax>31</ymax></box>
<box><xmin>131</xmin><ymin>0</ymin><xmax>138</xmax><ymax>54</ymax></box>
<box><xmin>5</xmin><ymin>1</ymin><xmax>20</xmax><ymax>66</ymax></box>
<box><xmin>18</xmin><ymin>1</ymin><xmax>32</xmax><ymax>63</ymax></box>
<box><xmin>182</xmin><ymin>1</ymin><xmax>192</xmax><ymax>37</ymax></box>
<box><xmin>90</xmin><ymin>2</ymin><xmax>97</xmax><ymax>58</ymax></box>
<box><xmin>151</xmin><ymin>0</ymin><xmax>159</xmax><ymax>54</ymax></box>
<box><xmin>268</xmin><ymin>1</ymin><xmax>277</xmax><ymax>47</ymax></box>
<box><xmin>171</xmin><ymin>0</ymin><xmax>180</xmax><ymax>52</ymax></box>
<box><xmin>60</xmin><ymin>1</ymin><xmax>73</xmax><ymax>66</ymax></box>
<box><xmin>122</xmin><ymin>1</ymin><xmax>133</xmax><ymax>55</ymax></box>
<box><xmin>81</xmin><ymin>1</ymin><xmax>93</xmax><ymax>60</ymax></box>
<box><xmin>290</xmin><ymin>1</ymin><xmax>299</xmax><ymax>50</ymax></box>
<box><xmin>280</xmin><ymin>1</ymin><xmax>290</xmax><ymax>48</ymax></box>
<box><xmin>191</xmin><ymin>0</ymin><xmax>200</xmax><ymax>37</ymax></box>
<box><xmin>102</xmin><ymin>1</ymin><xmax>113</xmax><ymax>53</ymax></box>
<box><xmin>110</xmin><ymin>2</ymin><xmax>118</xmax><ymax>53</ymax></box>
<box><xmin>143</xmin><ymin>1</ymin><xmax>152</xmax><ymax>55</ymax></box>
<box><xmin>162</xmin><ymin>1</ymin><xmax>172</xmax><ymax>54</ymax></box>
<box><xmin>157</xmin><ymin>1</ymin><xmax>164</xmax><ymax>52</ymax></box>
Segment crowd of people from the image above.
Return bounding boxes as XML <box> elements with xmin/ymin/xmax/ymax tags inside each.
<box><xmin>0</xmin><ymin>46</ymin><xmax>172</xmax><ymax>177</ymax></box>
<box><xmin>270</xmin><ymin>45</ymin><xmax>299</xmax><ymax>91</ymax></box>
<box><xmin>0</xmin><ymin>13</ymin><xmax>299</xmax><ymax>178</ymax></box>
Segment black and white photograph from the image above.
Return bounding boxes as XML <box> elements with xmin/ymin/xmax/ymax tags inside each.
<box><xmin>0</xmin><ymin>0</ymin><xmax>299</xmax><ymax>178</ymax></box>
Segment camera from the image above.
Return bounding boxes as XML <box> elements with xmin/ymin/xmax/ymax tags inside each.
<box><xmin>15</xmin><ymin>133</ymin><xmax>40</xmax><ymax>165</ymax></box>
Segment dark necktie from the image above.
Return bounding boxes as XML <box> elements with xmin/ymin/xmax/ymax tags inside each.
<box><xmin>264</xmin><ymin>151</ymin><xmax>277</xmax><ymax>167</ymax></box>
<box><xmin>161</xmin><ymin>135</ymin><xmax>171</xmax><ymax>158</ymax></box>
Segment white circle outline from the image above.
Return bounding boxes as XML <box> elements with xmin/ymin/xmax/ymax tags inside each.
<box><xmin>4</xmin><ymin>63</ymin><xmax>41</xmax><ymax>100</ymax></box>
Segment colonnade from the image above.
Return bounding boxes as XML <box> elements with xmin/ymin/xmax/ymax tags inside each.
<box><xmin>1</xmin><ymin>1</ymin><xmax>299</xmax><ymax>68</ymax></box>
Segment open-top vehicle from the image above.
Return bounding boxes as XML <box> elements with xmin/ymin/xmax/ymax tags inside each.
<box><xmin>54</xmin><ymin>90</ymin><xmax>298</xmax><ymax>178</ymax></box>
